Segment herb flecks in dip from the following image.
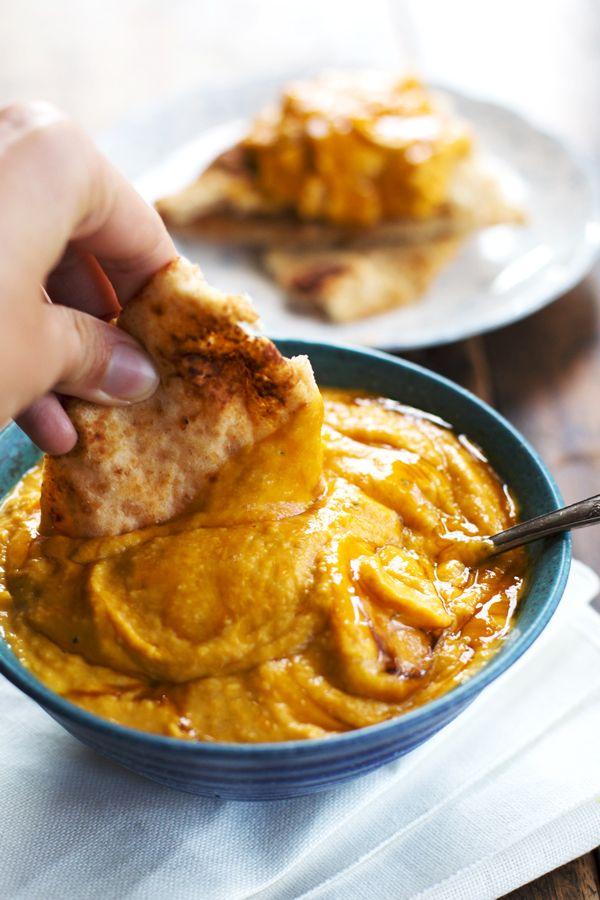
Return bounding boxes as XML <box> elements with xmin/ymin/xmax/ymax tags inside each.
<box><xmin>0</xmin><ymin>390</ymin><xmax>526</xmax><ymax>743</ymax></box>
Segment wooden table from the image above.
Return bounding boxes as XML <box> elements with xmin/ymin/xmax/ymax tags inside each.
<box><xmin>0</xmin><ymin>0</ymin><xmax>598</xmax><ymax>894</ymax></box>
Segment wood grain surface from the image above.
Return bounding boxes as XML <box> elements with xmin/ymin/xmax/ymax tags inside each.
<box><xmin>506</xmin><ymin>854</ymin><xmax>600</xmax><ymax>900</ymax></box>
<box><xmin>0</xmin><ymin>0</ymin><xmax>598</xmax><ymax>895</ymax></box>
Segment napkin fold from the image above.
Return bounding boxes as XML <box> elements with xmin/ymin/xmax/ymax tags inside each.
<box><xmin>1</xmin><ymin>560</ymin><xmax>599</xmax><ymax>900</ymax></box>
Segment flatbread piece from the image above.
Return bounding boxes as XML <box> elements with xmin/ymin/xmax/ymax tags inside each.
<box><xmin>40</xmin><ymin>257</ymin><xmax>319</xmax><ymax>538</ymax></box>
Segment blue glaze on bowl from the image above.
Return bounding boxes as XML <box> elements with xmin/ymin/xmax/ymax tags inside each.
<box><xmin>0</xmin><ymin>341</ymin><xmax>571</xmax><ymax>800</ymax></box>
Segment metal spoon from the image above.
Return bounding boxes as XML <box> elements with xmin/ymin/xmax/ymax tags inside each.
<box><xmin>487</xmin><ymin>493</ymin><xmax>600</xmax><ymax>557</ymax></box>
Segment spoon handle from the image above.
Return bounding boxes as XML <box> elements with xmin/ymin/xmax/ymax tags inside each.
<box><xmin>490</xmin><ymin>493</ymin><xmax>600</xmax><ymax>555</ymax></box>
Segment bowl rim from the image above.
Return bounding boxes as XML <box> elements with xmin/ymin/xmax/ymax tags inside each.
<box><xmin>0</xmin><ymin>339</ymin><xmax>572</xmax><ymax>757</ymax></box>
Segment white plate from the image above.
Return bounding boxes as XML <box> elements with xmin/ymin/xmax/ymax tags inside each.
<box><xmin>136</xmin><ymin>87</ymin><xmax>600</xmax><ymax>351</ymax></box>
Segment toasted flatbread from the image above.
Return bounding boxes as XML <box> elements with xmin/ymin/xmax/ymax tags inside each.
<box><xmin>156</xmin><ymin>147</ymin><xmax>523</xmax><ymax>250</ymax></box>
<box><xmin>41</xmin><ymin>257</ymin><xmax>319</xmax><ymax>538</ymax></box>
<box><xmin>264</xmin><ymin>238</ymin><xmax>461</xmax><ymax>322</ymax></box>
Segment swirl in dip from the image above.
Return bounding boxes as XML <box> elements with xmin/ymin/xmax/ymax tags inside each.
<box><xmin>0</xmin><ymin>389</ymin><xmax>526</xmax><ymax>743</ymax></box>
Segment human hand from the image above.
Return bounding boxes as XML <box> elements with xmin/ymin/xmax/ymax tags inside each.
<box><xmin>0</xmin><ymin>101</ymin><xmax>177</xmax><ymax>454</ymax></box>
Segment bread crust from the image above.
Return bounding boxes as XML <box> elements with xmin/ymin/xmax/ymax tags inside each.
<box><xmin>264</xmin><ymin>238</ymin><xmax>461</xmax><ymax>322</ymax></box>
<box><xmin>41</xmin><ymin>257</ymin><xmax>319</xmax><ymax>537</ymax></box>
<box><xmin>156</xmin><ymin>147</ymin><xmax>523</xmax><ymax>250</ymax></box>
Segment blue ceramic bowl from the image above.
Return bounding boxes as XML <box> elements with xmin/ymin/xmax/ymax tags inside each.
<box><xmin>0</xmin><ymin>341</ymin><xmax>571</xmax><ymax>800</ymax></box>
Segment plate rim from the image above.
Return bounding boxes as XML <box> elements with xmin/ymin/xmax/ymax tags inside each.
<box><xmin>130</xmin><ymin>78</ymin><xmax>600</xmax><ymax>351</ymax></box>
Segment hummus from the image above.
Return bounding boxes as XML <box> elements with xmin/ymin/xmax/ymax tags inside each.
<box><xmin>0</xmin><ymin>390</ymin><xmax>526</xmax><ymax>743</ymax></box>
<box><xmin>244</xmin><ymin>73</ymin><xmax>472</xmax><ymax>226</ymax></box>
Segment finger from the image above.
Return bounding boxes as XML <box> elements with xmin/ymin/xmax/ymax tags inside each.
<box><xmin>15</xmin><ymin>393</ymin><xmax>77</xmax><ymax>455</ymax></box>
<box><xmin>72</xmin><ymin>166</ymin><xmax>177</xmax><ymax>303</ymax></box>
<box><xmin>0</xmin><ymin>102</ymin><xmax>175</xmax><ymax>426</ymax></box>
<box><xmin>46</xmin><ymin>247</ymin><xmax>120</xmax><ymax>319</ymax></box>
<box><xmin>0</xmin><ymin>101</ymin><xmax>176</xmax><ymax>304</ymax></box>
<box><xmin>0</xmin><ymin>282</ymin><xmax>158</xmax><ymax>428</ymax></box>
<box><xmin>47</xmin><ymin>303</ymin><xmax>159</xmax><ymax>405</ymax></box>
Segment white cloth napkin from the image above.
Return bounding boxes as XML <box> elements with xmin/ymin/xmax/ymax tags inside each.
<box><xmin>1</xmin><ymin>560</ymin><xmax>599</xmax><ymax>900</ymax></box>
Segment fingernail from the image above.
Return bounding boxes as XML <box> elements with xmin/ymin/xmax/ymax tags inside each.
<box><xmin>100</xmin><ymin>342</ymin><xmax>159</xmax><ymax>402</ymax></box>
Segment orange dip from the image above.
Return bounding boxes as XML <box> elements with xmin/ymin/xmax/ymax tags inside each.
<box><xmin>0</xmin><ymin>390</ymin><xmax>526</xmax><ymax>742</ymax></box>
<box><xmin>244</xmin><ymin>73</ymin><xmax>472</xmax><ymax>226</ymax></box>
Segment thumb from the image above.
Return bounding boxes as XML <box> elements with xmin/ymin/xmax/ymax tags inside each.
<box><xmin>48</xmin><ymin>302</ymin><xmax>159</xmax><ymax>405</ymax></box>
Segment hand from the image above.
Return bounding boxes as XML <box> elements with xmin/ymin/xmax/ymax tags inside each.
<box><xmin>0</xmin><ymin>101</ymin><xmax>177</xmax><ymax>454</ymax></box>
